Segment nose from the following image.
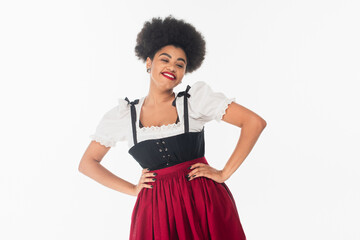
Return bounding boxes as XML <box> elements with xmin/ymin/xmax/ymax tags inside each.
<box><xmin>166</xmin><ymin>63</ymin><xmax>176</xmax><ymax>72</ymax></box>
<box><xmin>166</xmin><ymin>66</ymin><xmax>175</xmax><ymax>73</ymax></box>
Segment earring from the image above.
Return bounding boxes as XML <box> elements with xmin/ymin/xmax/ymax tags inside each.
<box><xmin>147</xmin><ymin>68</ymin><xmax>150</xmax><ymax>73</ymax></box>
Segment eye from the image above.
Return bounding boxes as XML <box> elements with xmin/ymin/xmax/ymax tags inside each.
<box><xmin>161</xmin><ymin>59</ymin><xmax>184</xmax><ymax>68</ymax></box>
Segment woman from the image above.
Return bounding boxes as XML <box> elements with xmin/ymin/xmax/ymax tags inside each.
<box><xmin>79</xmin><ymin>15</ymin><xmax>266</xmax><ymax>240</ymax></box>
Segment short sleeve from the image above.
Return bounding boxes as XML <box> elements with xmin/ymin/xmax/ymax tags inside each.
<box><xmin>89</xmin><ymin>98</ymin><xmax>130</xmax><ymax>147</ymax></box>
<box><xmin>188</xmin><ymin>81</ymin><xmax>235</xmax><ymax>123</ymax></box>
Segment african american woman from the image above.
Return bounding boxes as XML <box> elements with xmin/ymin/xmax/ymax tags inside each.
<box><xmin>79</xmin><ymin>15</ymin><xmax>266</xmax><ymax>240</ymax></box>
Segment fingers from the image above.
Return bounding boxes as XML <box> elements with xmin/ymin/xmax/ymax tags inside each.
<box><xmin>140</xmin><ymin>168</ymin><xmax>157</xmax><ymax>189</ymax></box>
<box><xmin>186</xmin><ymin>163</ymin><xmax>211</xmax><ymax>181</ymax></box>
<box><xmin>187</xmin><ymin>163</ymin><xmax>205</xmax><ymax>178</ymax></box>
<box><xmin>188</xmin><ymin>163</ymin><xmax>206</xmax><ymax>171</ymax></box>
<box><xmin>140</xmin><ymin>182</ymin><xmax>153</xmax><ymax>189</ymax></box>
<box><xmin>186</xmin><ymin>171</ymin><xmax>199</xmax><ymax>181</ymax></box>
<box><xmin>142</xmin><ymin>173</ymin><xmax>157</xmax><ymax>182</ymax></box>
<box><xmin>186</xmin><ymin>169</ymin><xmax>200</xmax><ymax>181</ymax></box>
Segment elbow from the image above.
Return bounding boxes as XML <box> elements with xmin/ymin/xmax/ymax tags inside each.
<box><xmin>78</xmin><ymin>157</ymin><xmax>100</xmax><ymax>173</ymax></box>
<box><xmin>246</xmin><ymin>116</ymin><xmax>267</xmax><ymax>129</ymax></box>
<box><xmin>259</xmin><ymin>118</ymin><xmax>267</xmax><ymax>129</ymax></box>
<box><xmin>78</xmin><ymin>162</ymin><xmax>85</xmax><ymax>173</ymax></box>
<box><xmin>78</xmin><ymin>158</ymin><xmax>89</xmax><ymax>173</ymax></box>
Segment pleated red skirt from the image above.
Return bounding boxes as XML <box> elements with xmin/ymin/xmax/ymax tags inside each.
<box><xmin>129</xmin><ymin>156</ymin><xmax>247</xmax><ymax>240</ymax></box>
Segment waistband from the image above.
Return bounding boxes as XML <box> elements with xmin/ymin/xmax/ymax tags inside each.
<box><xmin>148</xmin><ymin>156</ymin><xmax>208</xmax><ymax>180</ymax></box>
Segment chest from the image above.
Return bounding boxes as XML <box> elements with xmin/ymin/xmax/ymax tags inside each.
<box><xmin>138</xmin><ymin>95</ymin><xmax>179</xmax><ymax>127</ymax></box>
<box><xmin>139</xmin><ymin>101</ymin><xmax>179</xmax><ymax>128</ymax></box>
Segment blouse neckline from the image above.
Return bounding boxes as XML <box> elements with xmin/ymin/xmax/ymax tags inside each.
<box><xmin>136</xmin><ymin>94</ymin><xmax>183</xmax><ymax>132</ymax></box>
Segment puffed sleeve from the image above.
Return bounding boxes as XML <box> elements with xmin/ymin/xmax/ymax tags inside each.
<box><xmin>89</xmin><ymin>98</ymin><xmax>130</xmax><ymax>147</ymax></box>
<box><xmin>188</xmin><ymin>81</ymin><xmax>235</xmax><ymax>123</ymax></box>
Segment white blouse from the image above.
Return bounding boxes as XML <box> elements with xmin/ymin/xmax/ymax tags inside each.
<box><xmin>89</xmin><ymin>81</ymin><xmax>235</xmax><ymax>148</ymax></box>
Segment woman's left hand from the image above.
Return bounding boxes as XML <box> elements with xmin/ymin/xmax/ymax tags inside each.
<box><xmin>186</xmin><ymin>163</ymin><xmax>226</xmax><ymax>183</ymax></box>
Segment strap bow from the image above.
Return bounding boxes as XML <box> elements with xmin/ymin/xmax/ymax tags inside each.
<box><xmin>172</xmin><ymin>85</ymin><xmax>191</xmax><ymax>106</ymax></box>
<box><xmin>177</xmin><ymin>85</ymin><xmax>191</xmax><ymax>98</ymax></box>
<box><xmin>125</xmin><ymin>97</ymin><xmax>139</xmax><ymax>106</ymax></box>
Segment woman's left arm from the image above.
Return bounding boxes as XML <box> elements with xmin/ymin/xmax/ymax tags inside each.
<box><xmin>220</xmin><ymin>102</ymin><xmax>267</xmax><ymax>181</ymax></box>
<box><xmin>187</xmin><ymin>102</ymin><xmax>266</xmax><ymax>183</ymax></box>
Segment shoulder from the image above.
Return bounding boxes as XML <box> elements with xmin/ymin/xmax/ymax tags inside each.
<box><xmin>99</xmin><ymin>98</ymin><xmax>130</xmax><ymax>121</ymax></box>
<box><xmin>186</xmin><ymin>81</ymin><xmax>236</xmax><ymax>122</ymax></box>
<box><xmin>89</xmin><ymin>98</ymin><xmax>132</xmax><ymax>147</ymax></box>
<box><xmin>117</xmin><ymin>97</ymin><xmax>131</xmax><ymax>117</ymax></box>
<box><xmin>187</xmin><ymin>81</ymin><xmax>221</xmax><ymax>100</ymax></box>
<box><xmin>188</xmin><ymin>81</ymin><xmax>209</xmax><ymax>94</ymax></box>
<box><xmin>187</xmin><ymin>80</ymin><xmax>226</xmax><ymax>103</ymax></box>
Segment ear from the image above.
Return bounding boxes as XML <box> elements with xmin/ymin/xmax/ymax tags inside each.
<box><xmin>146</xmin><ymin>57</ymin><xmax>152</xmax><ymax>69</ymax></box>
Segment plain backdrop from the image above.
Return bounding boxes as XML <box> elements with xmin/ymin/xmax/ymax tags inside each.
<box><xmin>1</xmin><ymin>0</ymin><xmax>359</xmax><ymax>239</ymax></box>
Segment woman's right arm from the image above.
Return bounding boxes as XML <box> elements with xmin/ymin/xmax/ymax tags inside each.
<box><xmin>78</xmin><ymin>140</ymin><xmax>137</xmax><ymax>197</ymax></box>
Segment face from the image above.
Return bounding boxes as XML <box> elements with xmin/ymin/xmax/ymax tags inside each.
<box><xmin>146</xmin><ymin>45</ymin><xmax>187</xmax><ymax>90</ymax></box>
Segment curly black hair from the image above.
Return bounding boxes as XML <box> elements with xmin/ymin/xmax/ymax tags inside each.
<box><xmin>135</xmin><ymin>15</ymin><xmax>206</xmax><ymax>74</ymax></box>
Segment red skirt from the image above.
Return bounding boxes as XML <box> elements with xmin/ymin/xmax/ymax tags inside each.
<box><xmin>129</xmin><ymin>156</ymin><xmax>247</xmax><ymax>240</ymax></box>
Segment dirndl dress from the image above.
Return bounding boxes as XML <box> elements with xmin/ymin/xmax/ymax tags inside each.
<box><xmin>125</xmin><ymin>85</ymin><xmax>247</xmax><ymax>240</ymax></box>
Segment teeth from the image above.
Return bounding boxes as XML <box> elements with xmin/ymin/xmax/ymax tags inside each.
<box><xmin>163</xmin><ymin>73</ymin><xmax>174</xmax><ymax>79</ymax></box>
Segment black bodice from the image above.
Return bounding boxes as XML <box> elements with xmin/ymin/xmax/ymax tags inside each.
<box><xmin>125</xmin><ymin>85</ymin><xmax>205</xmax><ymax>170</ymax></box>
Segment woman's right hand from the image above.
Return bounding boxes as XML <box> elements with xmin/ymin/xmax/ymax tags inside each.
<box><xmin>132</xmin><ymin>168</ymin><xmax>157</xmax><ymax>196</ymax></box>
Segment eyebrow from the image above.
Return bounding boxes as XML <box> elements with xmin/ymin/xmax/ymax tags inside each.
<box><xmin>159</xmin><ymin>53</ymin><xmax>187</xmax><ymax>64</ymax></box>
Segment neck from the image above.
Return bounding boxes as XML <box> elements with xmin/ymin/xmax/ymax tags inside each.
<box><xmin>145</xmin><ymin>81</ymin><xmax>176</xmax><ymax>105</ymax></box>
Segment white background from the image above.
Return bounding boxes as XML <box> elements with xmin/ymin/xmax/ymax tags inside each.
<box><xmin>1</xmin><ymin>0</ymin><xmax>359</xmax><ymax>239</ymax></box>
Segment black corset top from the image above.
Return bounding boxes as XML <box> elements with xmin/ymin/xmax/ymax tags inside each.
<box><xmin>125</xmin><ymin>85</ymin><xmax>205</xmax><ymax>170</ymax></box>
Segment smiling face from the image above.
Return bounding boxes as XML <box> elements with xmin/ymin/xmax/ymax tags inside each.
<box><xmin>146</xmin><ymin>44</ymin><xmax>187</xmax><ymax>90</ymax></box>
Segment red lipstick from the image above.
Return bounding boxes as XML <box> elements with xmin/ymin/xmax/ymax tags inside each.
<box><xmin>161</xmin><ymin>72</ymin><xmax>176</xmax><ymax>80</ymax></box>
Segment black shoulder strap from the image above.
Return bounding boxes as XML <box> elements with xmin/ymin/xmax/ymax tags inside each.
<box><xmin>124</xmin><ymin>97</ymin><xmax>139</xmax><ymax>145</ymax></box>
<box><xmin>176</xmin><ymin>85</ymin><xmax>191</xmax><ymax>133</ymax></box>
